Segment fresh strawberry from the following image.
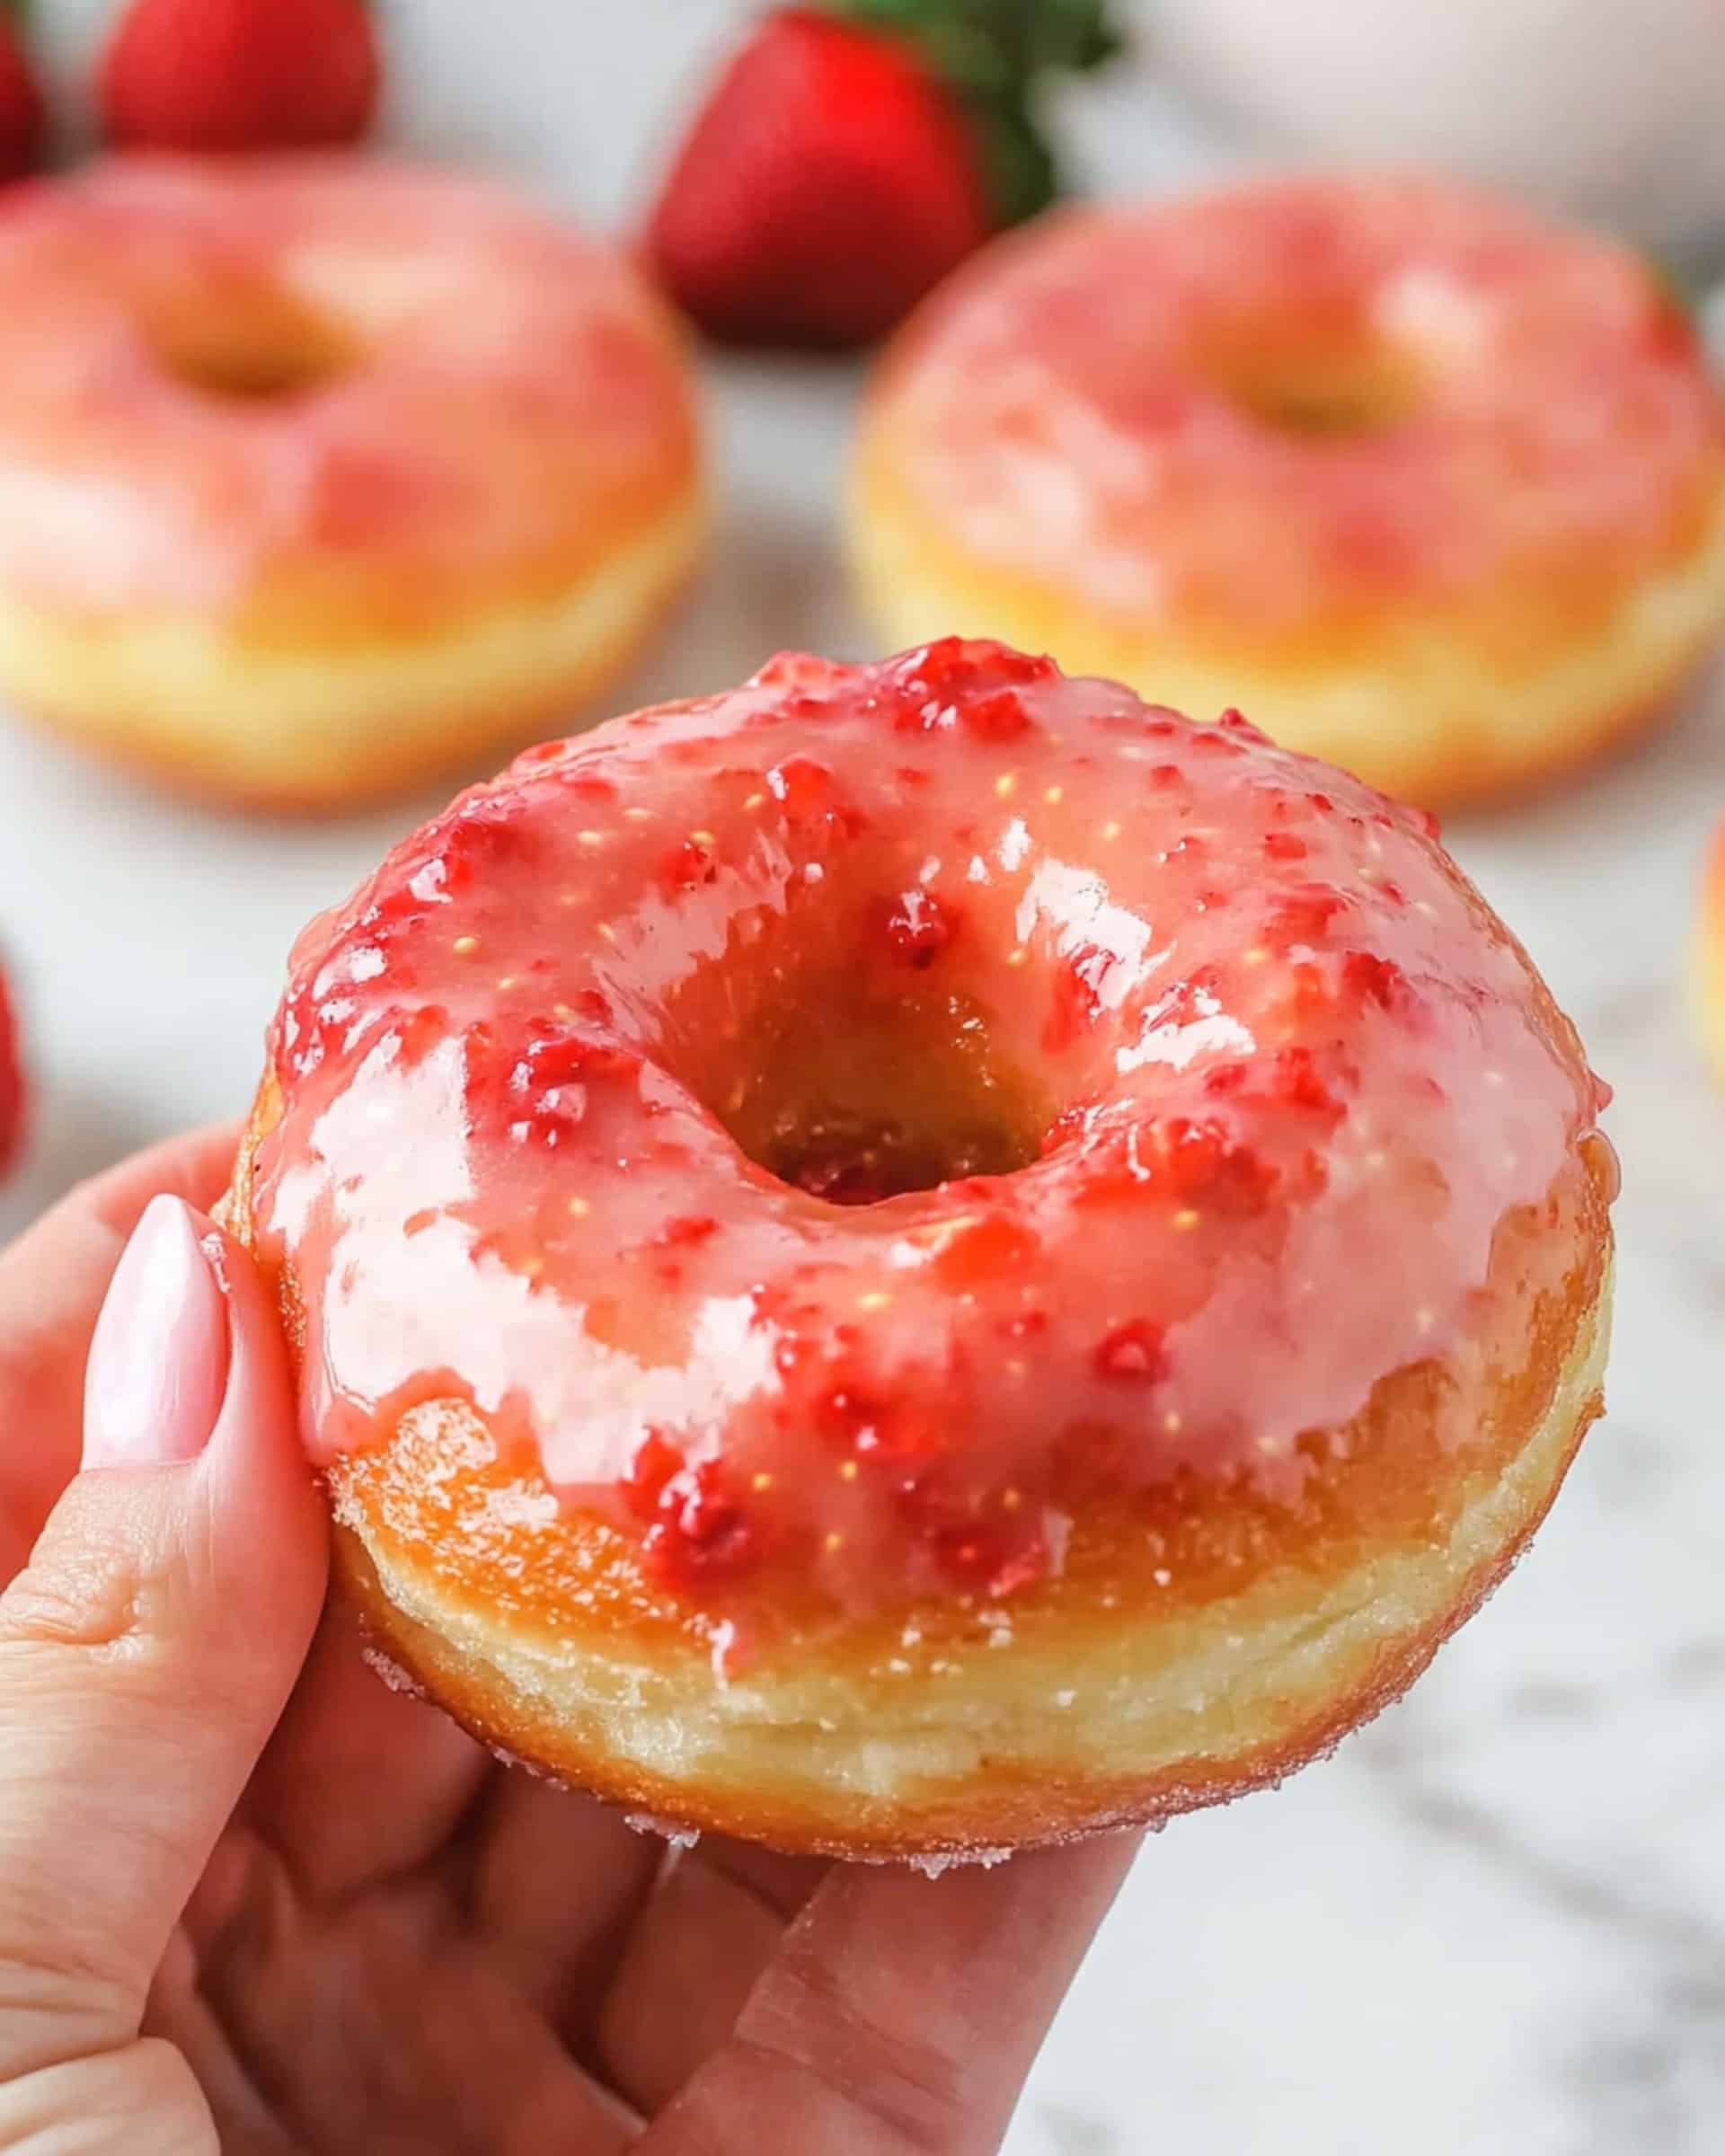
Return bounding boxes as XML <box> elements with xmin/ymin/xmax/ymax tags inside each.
<box><xmin>0</xmin><ymin>3</ymin><xmax>45</xmax><ymax>184</ymax></box>
<box><xmin>0</xmin><ymin>961</ymin><xmax>24</xmax><ymax>1180</ymax></box>
<box><xmin>100</xmin><ymin>0</ymin><xmax>379</xmax><ymax>154</ymax></box>
<box><xmin>646</xmin><ymin>0</ymin><xmax>1119</xmax><ymax>349</ymax></box>
<box><xmin>646</xmin><ymin>9</ymin><xmax>986</xmax><ymax>349</ymax></box>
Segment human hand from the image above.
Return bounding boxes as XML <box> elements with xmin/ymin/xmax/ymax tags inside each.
<box><xmin>0</xmin><ymin>1128</ymin><xmax>1137</xmax><ymax>2153</ymax></box>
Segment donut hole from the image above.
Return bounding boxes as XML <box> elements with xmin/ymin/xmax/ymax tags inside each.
<box><xmin>676</xmin><ymin>970</ymin><xmax>1052</xmax><ymax>1206</ymax></box>
<box><xmin>1205</xmin><ymin>331</ymin><xmax>1425</xmax><ymax>437</ymax></box>
<box><xmin>144</xmin><ymin>279</ymin><xmax>358</xmax><ymax>402</ymax></box>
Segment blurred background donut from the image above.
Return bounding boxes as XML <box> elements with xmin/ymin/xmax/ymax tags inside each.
<box><xmin>0</xmin><ymin>155</ymin><xmax>703</xmax><ymax>808</ymax></box>
<box><xmin>850</xmin><ymin>175</ymin><xmax>1725</xmax><ymax>808</ymax></box>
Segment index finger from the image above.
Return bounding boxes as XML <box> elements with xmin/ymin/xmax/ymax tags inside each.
<box><xmin>0</xmin><ymin>1122</ymin><xmax>241</xmax><ymax>1572</ymax></box>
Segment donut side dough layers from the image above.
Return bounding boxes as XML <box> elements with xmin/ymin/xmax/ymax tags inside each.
<box><xmin>847</xmin><ymin>455</ymin><xmax>1725</xmax><ymax>808</ymax></box>
<box><xmin>328</xmin><ymin>1258</ymin><xmax>1609</xmax><ymax>1860</ymax></box>
<box><xmin>0</xmin><ymin>486</ymin><xmax>706</xmax><ymax>809</ymax></box>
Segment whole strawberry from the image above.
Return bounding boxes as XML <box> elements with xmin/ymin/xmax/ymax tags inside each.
<box><xmin>0</xmin><ymin>963</ymin><xmax>23</xmax><ymax>1181</ymax></box>
<box><xmin>647</xmin><ymin>0</ymin><xmax>1119</xmax><ymax>349</ymax></box>
<box><xmin>101</xmin><ymin>0</ymin><xmax>379</xmax><ymax>154</ymax></box>
<box><xmin>0</xmin><ymin>1</ymin><xmax>46</xmax><ymax>183</ymax></box>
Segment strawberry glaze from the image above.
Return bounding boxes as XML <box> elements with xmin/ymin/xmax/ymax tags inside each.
<box><xmin>0</xmin><ymin>964</ymin><xmax>22</xmax><ymax>1180</ymax></box>
<box><xmin>868</xmin><ymin>176</ymin><xmax>1724</xmax><ymax>641</ymax></box>
<box><xmin>0</xmin><ymin>156</ymin><xmax>695</xmax><ymax>617</ymax></box>
<box><xmin>253</xmin><ymin>642</ymin><xmax>1608</xmax><ymax>1607</ymax></box>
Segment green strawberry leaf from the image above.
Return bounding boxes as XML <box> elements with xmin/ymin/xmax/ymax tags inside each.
<box><xmin>968</xmin><ymin>102</ymin><xmax>1059</xmax><ymax>227</ymax></box>
<box><xmin>883</xmin><ymin>18</ymin><xmax>1020</xmax><ymax>101</ymax></box>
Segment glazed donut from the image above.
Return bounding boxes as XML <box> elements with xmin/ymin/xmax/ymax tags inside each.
<box><xmin>850</xmin><ymin>175</ymin><xmax>1725</xmax><ymax>808</ymax></box>
<box><xmin>1695</xmin><ymin>822</ymin><xmax>1725</xmax><ymax>1083</ymax></box>
<box><xmin>0</xmin><ymin>156</ymin><xmax>703</xmax><ymax>809</ymax></box>
<box><xmin>227</xmin><ymin>639</ymin><xmax>1615</xmax><ymax>1859</ymax></box>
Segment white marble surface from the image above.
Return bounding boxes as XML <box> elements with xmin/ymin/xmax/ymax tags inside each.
<box><xmin>3</xmin><ymin>7</ymin><xmax>1725</xmax><ymax>2152</ymax></box>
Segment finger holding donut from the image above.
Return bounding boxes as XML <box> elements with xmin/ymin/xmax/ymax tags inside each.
<box><xmin>0</xmin><ymin>1183</ymin><xmax>326</xmax><ymax>2153</ymax></box>
<box><xmin>0</xmin><ymin>1135</ymin><xmax>1137</xmax><ymax>2154</ymax></box>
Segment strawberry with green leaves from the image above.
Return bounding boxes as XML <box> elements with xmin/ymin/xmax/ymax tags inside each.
<box><xmin>647</xmin><ymin>0</ymin><xmax>1120</xmax><ymax>349</ymax></box>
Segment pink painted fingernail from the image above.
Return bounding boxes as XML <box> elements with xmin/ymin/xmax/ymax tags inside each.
<box><xmin>84</xmin><ymin>1195</ymin><xmax>230</xmax><ymax>1469</ymax></box>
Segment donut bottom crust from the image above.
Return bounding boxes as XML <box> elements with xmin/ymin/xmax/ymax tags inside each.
<box><xmin>0</xmin><ymin>486</ymin><xmax>705</xmax><ymax>811</ymax></box>
<box><xmin>331</xmin><ymin>1265</ymin><xmax>1609</xmax><ymax>1862</ymax></box>
<box><xmin>847</xmin><ymin>458</ymin><xmax>1725</xmax><ymax>810</ymax></box>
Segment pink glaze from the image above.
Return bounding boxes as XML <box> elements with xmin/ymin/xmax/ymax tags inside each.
<box><xmin>869</xmin><ymin>176</ymin><xmax>1724</xmax><ymax>637</ymax></box>
<box><xmin>0</xmin><ymin>964</ymin><xmax>22</xmax><ymax>1180</ymax></box>
<box><xmin>253</xmin><ymin>642</ymin><xmax>1606</xmax><ymax>1605</ymax></box>
<box><xmin>0</xmin><ymin>156</ymin><xmax>696</xmax><ymax>615</ymax></box>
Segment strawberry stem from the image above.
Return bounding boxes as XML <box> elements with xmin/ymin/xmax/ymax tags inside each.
<box><xmin>831</xmin><ymin>0</ymin><xmax>1122</xmax><ymax>227</ymax></box>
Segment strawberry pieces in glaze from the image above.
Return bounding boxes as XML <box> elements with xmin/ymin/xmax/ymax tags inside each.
<box><xmin>881</xmin><ymin>888</ymin><xmax>961</xmax><ymax>969</ymax></box>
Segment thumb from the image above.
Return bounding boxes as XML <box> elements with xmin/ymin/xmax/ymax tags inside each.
<box><xmin>0</xmin><ymin>1195</ymin><xmax>328</xmax><ymax>2083</ymax></box>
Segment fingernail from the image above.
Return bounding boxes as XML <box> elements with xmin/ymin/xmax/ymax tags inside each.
<box><xmin>84</xmin><ymin>1195</ymin><xmax>230</xmax><ymax>1469</ymax></box>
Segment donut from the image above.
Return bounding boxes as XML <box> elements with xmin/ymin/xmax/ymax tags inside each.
<box><xmin>1694</xmin><ymin>822</ymin><xmax>1725</xmax><ymax>1083</ymax></box>
<box><xmin>0</xmin><ymin>155</ymin><xmax>704</xmax><ymax>809</ymax></box>
<box><xmin>226</xmin><ymin>638</ymin><xmax>1615</xmax><ymax>1859</ymax></box>
<box><xmin>849</xmin><ymin>175</ymin><xmax>1725</xmax><ymax>808</ymax></box>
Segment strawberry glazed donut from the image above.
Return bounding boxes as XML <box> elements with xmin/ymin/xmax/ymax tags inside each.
<box><xmin>0</xmin><ymin>156</ymin><xmax>703</xmax><ymax>808</ymax></box>
<box><xmin>1694</xmin><ymin>823</ymin><xmax>1725</xmax><ymax>1083</ymax></box>
<box><xmin>850</xmin><ymin>175</ymin><xmax>1725</xmax><ymax>808</ymax></box>
<box><xmin>226</xmin><ymin>640</ymin><xmax>1616</xmax><ymax>1858</ymax></box>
